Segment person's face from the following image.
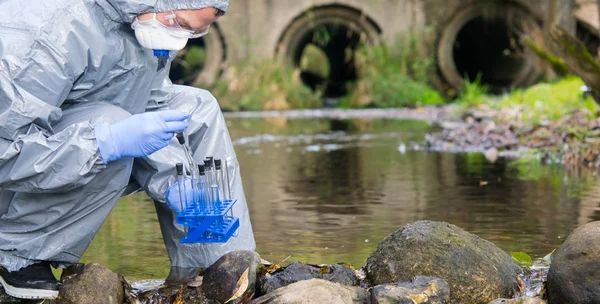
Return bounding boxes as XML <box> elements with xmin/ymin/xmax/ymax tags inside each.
<box><xmin>136</xmin><ymin>7</ymin><xmax>223</xmax><ymax>34</ymax></box>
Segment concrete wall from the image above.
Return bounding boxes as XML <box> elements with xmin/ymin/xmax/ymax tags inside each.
<box><xmin>176</xmin><ymin>0</ymin><xmax>585</xmax><ymax>90</ymax></box>
<box><xmin>218</xmin><ymin>0</ymin><xmax>575</xmax><ymax>62</ymax></box>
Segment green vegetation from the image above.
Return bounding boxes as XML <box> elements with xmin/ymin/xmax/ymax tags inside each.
<box><xmin>212</xmin><ymin>60</ymin><xmax>322</xmax><ymax>111</ymax></box>
<box><xmin>455</xmin><ymin>76</ymin><xmax>598</xmax><ymax>124</ymax></box>
<box><xmin>511</xmin><ymin>252</ymin><xmax>533</xmax><ymax>268</ymax></box>
<box><xmin>454</xmin><ymin>74</ymin><xmax>493</xmax><ymax>108</ymax></box>
<box><xmin>497</xmin><ymin>77</ymin><xmax>598</xmax><ymax>123</ymax></box>
<box><xmin>342</xmin><ymin>28</ymin><xmax>445</xmax><ymax>108</ymax></box>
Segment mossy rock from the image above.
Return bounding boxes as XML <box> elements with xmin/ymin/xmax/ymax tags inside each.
<box><xmin>57</xmin><ymin>263</ymin><xmax>124</xmax><ymax>304</ymax></box>
<box><xmin>364</xmin><ymin>220</ymin><xmax>522</xmax><ymax>304</ymax></box>
<box><xmin>546</xmin><ymin>221</ymin><xmax>600</xmax><ymax>304</ymax></box>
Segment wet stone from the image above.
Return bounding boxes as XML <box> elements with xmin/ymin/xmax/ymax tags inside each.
<box><xmin>370</xmin><ymin>276</ymin><xmax>450</xmax><ymax>304</ymax></box>
<box><xmin>135</xmin><ymin>284</ymin><xmax>216</xmax><ymax>304</ymax></box>
<box><xmin>251</xmin><ymin>278</ymin><xmax>368</xmax><ymax>304</ymax></box>
<box><xmin>202</xmin><ymin>250</ymin><xmax>261</xmax><ymax>304</ymax></box>
<box><xmin>364</xmin><ymin>220</ymin><xmax>522</xmax><ymax>304</ymax></box>
<box><xmin>257</xmin><ymin>261</ymin><xmax>360</xmax><ymax>295</ymax></box>
<box><xmin>488</xmin><ymin>297</ymin><xmax>546</xmax><ymax>304</ymax></box>
<box><xmin>57</xmin><ymin>263</ymin><xmax>124</xmax><ymax>304</ymax></box>
<box><xmin>546</xmin><ymin>221</ymin><xmax>600</xmax><ymax>304</ymax></box>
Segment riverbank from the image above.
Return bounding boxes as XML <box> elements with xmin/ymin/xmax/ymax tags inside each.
<box><xmin>4</xmin><ymin>220</ymin><xmax>598</xmax><ymax>303</ymax></box>
<box><xmin>426</xmin><ymin>77</ymin><xmax>600</xmax><ymax>167</ymax></box>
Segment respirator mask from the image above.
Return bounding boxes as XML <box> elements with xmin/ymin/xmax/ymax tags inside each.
<box><xmin>131</xmin><ymin>12</ymin><xmax>210</xmax><ymax>52</ymax></box>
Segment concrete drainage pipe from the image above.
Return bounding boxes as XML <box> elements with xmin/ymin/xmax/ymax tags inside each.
<box><xmin>437</xmin><ymin>2</ymin><xmax>544</xmax><ymax>93</ymax></box>
<box><xmin>276</xmin><ymin>5</ymin><xmax>381</xmax><ymax>98</ymax></box>
<box><xmin>169</xmin><ymin>23</ymin><xmax>226</xmax><ymax>87</ymax></box>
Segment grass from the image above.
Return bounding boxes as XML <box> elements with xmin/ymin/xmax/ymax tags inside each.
<box><xmin>342</xmin><ymin>28</ymin><xmax>445</xmax><ymax>108</ymax></box>
<box><xmin>497</xmin><ymin>77</ymin><xmax>598</xmax><ymax>123</ymax></box>
<box><xmin>454</xmin><ymin>76</ymin><xmax>598</xmax><ymax>125</ymax></box>
<box><xmin>211</xmin><ymin>60</ymin><xmax>322</xmax><ymax>111</ymax></box>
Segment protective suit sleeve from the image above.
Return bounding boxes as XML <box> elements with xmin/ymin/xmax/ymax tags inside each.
<box><xmin>0</xmin><ymin>36</ymin><xmax>106</xmax><ymax>193</ymax></box>
<box><xmin>132</xmin><ymin>79</ymin><xmax>194</xmax><ymax>203</ymax></box>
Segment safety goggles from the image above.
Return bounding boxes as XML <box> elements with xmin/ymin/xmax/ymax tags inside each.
<box><xmin>133</xmin><ymin>12</ymin><xmax>210</xmax><ymax>39</ymax></box>
<box><xmin>162</xmin><ymin>11</ymin><xmax>210</xmax><ymax>39</ymax></box>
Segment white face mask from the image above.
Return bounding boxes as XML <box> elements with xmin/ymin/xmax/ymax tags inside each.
<box><xmin>132</xmin><ymin>13</ymin><xmax>208</xmax><ymax>51</ymax></box>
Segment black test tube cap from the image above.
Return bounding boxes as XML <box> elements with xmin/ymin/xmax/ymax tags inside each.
<box><xmin>176</xmin><ymin>133</ymin><xmax>185</xmax><ymax>145</ymax></box>
<box><xmin>198</xmin><ymin>164</ymin><xmax>205</xmax><ymax>176</ymax></box>
<box><xmin>176</xmin><ymin>163</ymin><xmax>184</xmax><ymax>175</ymax></box>
<box><xmin>203</xmin><ymin>159</ymin><xmax>211</xmax><ymax>169</ymax></box>
<box><xmin>214</xmin><ymin>159</ymin><xmax>222</xmax><ymax>170</ymax></box>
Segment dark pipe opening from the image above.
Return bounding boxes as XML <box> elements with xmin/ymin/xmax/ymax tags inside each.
<box><xmin>169</xmin><ymin>38</ymin><xmax>207</xmax><ymax>85</ymax></box>
<box><xmin>294</xmin><ymin>23</ymin><xmax>363</xmax><ymax>99</ymax></box>
<box><xmin>453</xmin><ymin>15</ymin><xmax>527</xmax><ymax>92</ymax></box>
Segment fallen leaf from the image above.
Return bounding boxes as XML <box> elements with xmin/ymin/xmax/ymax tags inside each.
<box><xmin>173</xmin><ymin>284</ymin><xmax>184</xmax><ymax>304</ymax></box>
<box><xmin>266</xmin><ymin>264</ymin><xmax>281</xmax><ymax>274</ymax></box>
<box><xmin>318</xmin><ymin>266</ymin><xmax>331</xmax><ymax>275</ymax></box>
<box><xmin>226</xmin><ymin>268</ymin><xmax>250</xmax><ymax>303</ymax></box>
<box><xmin>517</xmin><ymin>276</ymin><xmax>525</xmax><ymax>293</ymax></box>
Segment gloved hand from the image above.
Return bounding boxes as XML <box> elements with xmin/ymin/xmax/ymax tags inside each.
<box><xmin>95</xmin><ymin>110</ymin><xmax>189</xmax><ymax>163</ymax></box>
<box><xmin>166</xmin><ymin>178</ymin><xmax>203</xmax><ymax>213</ymax></box>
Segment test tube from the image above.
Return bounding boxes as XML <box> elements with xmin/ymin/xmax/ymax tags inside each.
<box><xmin>203</xmin><ymin>159</ymin><xmax>213</xmax><ymax>203</ymax></box>
<box><xmin>198</xmin><ymin>164</ymin><xmax>209</xmax><ymax>211</ymax></box>
<box><xmin>176</xmin><ymin>134</ymin><xmax>193</xmax><ymax>167</ymax></box>
<box><xmin>214</xmin><ymin>159</ymin><xmax>224</xmax><ymax>199</ymax></box>
<box><xmin>176</xmin><ymin>163</ymin><xmax>185</xmax><ymax>213</ymax></box>
<box><xmin>224</xmin><ymin>159</ymin><xmax>233</xmax><ymax>217</ymax></box>
<box><xmin>224</xmin><ymin>159</ymin><xmax>232</xmax><ymax>200</ymax></box>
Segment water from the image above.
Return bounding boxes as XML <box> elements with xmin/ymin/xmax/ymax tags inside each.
<box><xmin>81</xmin><ymin>116</ymin><xmax>600</xmax><ymax>282</ymax></box>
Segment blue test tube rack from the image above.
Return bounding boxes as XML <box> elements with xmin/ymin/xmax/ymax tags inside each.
<box><xmin>175</xmin><ymin>197</ymin><xmax>240</xmax><ymax>243</ymax></box>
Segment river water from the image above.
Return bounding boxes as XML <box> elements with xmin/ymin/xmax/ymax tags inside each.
<box><xmin>81</xmin><ymin>114</ymin><xmax>600</xmax><ymax>281</ymax></box>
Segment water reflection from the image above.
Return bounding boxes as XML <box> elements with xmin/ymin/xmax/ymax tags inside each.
<box><xmin>82</xmin><ymin>117</ymin><xmax>600</xmax><ymax>281</ymax></box>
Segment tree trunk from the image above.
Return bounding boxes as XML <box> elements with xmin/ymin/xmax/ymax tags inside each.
<box><xmin>546</xmin><ymin>26</ymin><xmax>600</xmax><ymax>105</ymax></box>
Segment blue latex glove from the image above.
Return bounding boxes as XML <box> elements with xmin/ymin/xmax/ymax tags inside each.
<box><xmin>166</xmin><ymin>178</ymin><xmax>203</xmax><ymax>213</ymax></box>
<box><xmin>95</xmin><ymin>110</ymin><xmax>189</xmax><ymax>163</ymax></box>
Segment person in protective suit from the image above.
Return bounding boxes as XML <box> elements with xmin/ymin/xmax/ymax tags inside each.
<box><xmin>0</xmin><ymin>0</ymin><xmax>255</xmax><ymax>299</ymax></box>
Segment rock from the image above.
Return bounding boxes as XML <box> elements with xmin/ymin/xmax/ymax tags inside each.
<box><xmin>202</xmin><ymin>250</ymin><xmax>261</xmax><ymax>304</ymax></box>
<box><xmin>251</xmin><ymin>279</ymin><xmax>368</xmax><ymax>304</ymax></box>
<box><xmin>258</xmin><ymin>261</ymin><xmax>360</xmax><ymax>295</ymax></box>
<box><xmin>370</xmin><ymin>276</ymin><xmax>450</xmax><ymax>304</ymax></box>
<box><xmin>364</xmin><ymin>220</ymin><xmax>522</xmax><ymax>304</ymax></box>
<box><xmin>439</xmin><ymin>121</ymin><xmax>469</xmax><ymax>130</ymax></box>
<box><xmin>546</xmin><ymin>221</ymin><xmax>600</xmax><ymax>304</ymax></box>
<box><xmin>136</xmin><ymin>284</ymin><xmax>216</xmax><ymax>304</ymax></box>
<box><xmin>485</xmin><ymin>148</ymin><xmax>499</xmax><ymax>163</ymax></box>
<box><xmin>57</xmin><ymin>263</ymin><xmax>124</xmax><ymax>304</ymax></box>
<box><xmin>488</xmin><ymin>298</ymin><xmax>546</xmax><ymax>304</ymax></box>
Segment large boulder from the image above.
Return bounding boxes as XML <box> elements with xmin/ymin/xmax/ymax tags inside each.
<box><xmin>57</xmin><ymin>263</ymin><xmax>125</xmax><ymax>304</ymax></box>
<box><xmin>546</xmin><ymin>221</ymin><xmax>600</xmax><ymax>304</ymax></box>
<box><xmin>364</xmin><ymin>221</ymin><xmax>522</xmax><ymax>304</ymax></box>
<box><xmin>251</xmin><ymin>279</ymin><xmax>368</xmax><ymax>304</ymax></box>
<box><xmin>370</xmin><ymin>276</ymin><xmax>450</xmax><ymax>304</ymax></box>
<box><xmin>202</xmin><ymin>250</ymin><xmax>262</xmax><ymax>304</ymax></box>
<box><xmin>258</xmin><ymin>262</ymin><xmax>359</xmax><ymax>295</ymax></box>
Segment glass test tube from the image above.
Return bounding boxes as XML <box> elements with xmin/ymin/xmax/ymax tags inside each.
<box><xmin>198</xmin><ymin>164</ymin><xmax>208</xmax><ymax>211</ymax></box>
<box><xmin>176</xmin><ymin>163</ymin><xmax>185</xmax><ymax>213</ymax></box>
<box><xmin>204</xmin><ymin>159</ymin><xmax>213</xmax><ymax>204</ymax></box>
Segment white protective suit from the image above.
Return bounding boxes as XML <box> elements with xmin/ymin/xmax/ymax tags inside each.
<box><xmin>0</xmin><ymin>0</ymin><xmax>255</xmax><ymax>273</ymax></box>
